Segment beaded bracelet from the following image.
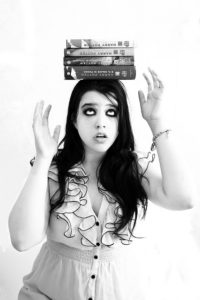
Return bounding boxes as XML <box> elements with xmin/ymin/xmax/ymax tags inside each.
<box><xmin>151</xmin><ymin>129</ymin><xmax>172</xmax><ymax>151</ymax></box>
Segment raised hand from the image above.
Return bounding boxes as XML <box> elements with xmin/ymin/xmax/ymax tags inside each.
<box><xmin>138</xmin><ymin>68</ymin><xmax>165</xmax><ymax>125</ymax></box>
<box><xmin>32</xmin><ymin>101</ymin><xmax>61</xmax><ymax>161</ymax></box>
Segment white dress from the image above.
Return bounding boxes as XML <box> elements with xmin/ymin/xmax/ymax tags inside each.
<box><xmin>18</xmin><ymin>155</ymin><xmax>153</xmax><ymax>300</ymax></box>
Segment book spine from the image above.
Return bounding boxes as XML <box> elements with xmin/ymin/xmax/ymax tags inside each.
<box><xmin>64</xmin><ymin>65</ymin><xmax>136</xmax><ymax>80</ymax></box>
<box><xmin>66</xmin><ymin>39</ymin><xmax>134</xmax><ymax>48</ymax></box>
<box><xmin>64</xmin><ymin>48</ymin><xmax>134</xmax><ymax>57</ymax></box>
<box><xmin>63</xmin><ymin>56</ymin><xmax>134</xmax><ymax>66</ymax></box>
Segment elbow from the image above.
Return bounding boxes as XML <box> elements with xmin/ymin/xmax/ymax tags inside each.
<box><xmin>10</xmin><ymin>239</ymin><xmax>29</xmax><ymax>252</ymax></box>
<box><xmin>9</xmin><ymin>230</ymin><xmax>32</xmax><ymax>251</ymax></box>
<box><xmin>173</xmin><ymin>195</ymin><xmax>195</xmax><ymax>210</ymax></box>
<box><xmin>9</xmin><ymin>224</ymin><xmax>45</xmax><ymax>252</ymax></box>
<box><xmin>179</xmin><ymin>187</ymin><xmax>199</xmax><ymax>210</ymax></box>
<box><xmin>8</xmin><ymin>217</ymin><xmax>46</xmax><ymax>252</ymax></box>
<box><xmin>183</xmin><ymin>198</ymin><xmax>194</xmax><ymax>210</ymax></box>
<box><xmin>10</xmin><ymin>235</ymin><xmax>44</xmax><ymax>252</ymax></box>
<box><xmin>177</xmin><ymin>183</ymin><xmax>199</xmax><ymax>210</ymax></box>
<box><xmin>162</xmin><ymin>191</ymin><xmax>195</xmax><ymax>210</ymax></box>
<box><xmin>9</xmin><ymin>229</ymin><xmax>30</xmax><ymax>251</ymax></box>
<box><xmin>186</xmin><ymin>193</ymin><xmax>198</xmax><ymax>210</ymax></box>
<box><xmin>8</xmin><ymin>219</ymin><xmax>28</xmax><ymax>251</ymax></box>
<box><xmin>162</xmin><ymin>185</ymin><xmax>196</xmax><ymax>210</ymax></box>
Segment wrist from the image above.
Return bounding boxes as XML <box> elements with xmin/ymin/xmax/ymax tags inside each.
<box><xmin>147</xmin><ymin>119</ymin><xmax>170</xmax><ymax>135</ymax></box>
<box><xmin>151</xmin><ymin>129</ymin><xmax>172</xmax><ymax>151</ymax></box>
<box><xmin>30</xmin><ymin>156</ymin><xmax>52</xmax><ymax>176</ymax></box>
<box><xmin>34</xmin><ymin>155</ymin><xmax>53</xmax><ymax>167</ymax></box>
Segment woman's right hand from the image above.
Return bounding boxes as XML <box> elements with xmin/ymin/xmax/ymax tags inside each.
<box><xmin>32</xmin><ymin>101</ymin><xmax>61</xmax><ymax>161</ymax></box>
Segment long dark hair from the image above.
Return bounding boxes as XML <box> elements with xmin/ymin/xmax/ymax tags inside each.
<box><xmin>51</xmin><ymin>80</ymin><xmax>148</xmax><ymax>236</ymax></box>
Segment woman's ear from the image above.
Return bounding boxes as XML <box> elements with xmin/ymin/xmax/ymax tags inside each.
<box><xmin>71</xmin><ymin>114</ymin><xmax>77</xmax><ymax>129</ymax></box>
<box><xmin>73</xmin><ymin>120</ymin><xmax>77</xmax><ymax>129</ymax></box>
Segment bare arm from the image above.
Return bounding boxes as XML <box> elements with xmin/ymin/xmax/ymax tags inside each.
<box><xmin>138</xmin><ymin>68</ymin><xmax>196</xmax><ymax>210</ymax></box>
<box><xmin>8</xmin><ymin>101</ymin><xmax>61</xmax><ymax>251</ymax></box>
<box><xmin>8</xmin><ymin>157</ymin><xmax>51</xmax><ymax>251</ymax></box>
<box><xmin>140</xmin><ymin>129</ymin><xmax>196</xmax><ymax>210</ymax></box>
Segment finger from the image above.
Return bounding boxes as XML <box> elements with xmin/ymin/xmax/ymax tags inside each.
<box><xmin>148</xmin><ymin>67</ymin><xmax>159</xmax><ymax>89</ymax></box>
<box><xmin>33</xmin><ymin>100</ymin><xmax>44</xmax><ymax>126</ymax></box>
<box><xmin>149</xmin><ymin>68</ymin><xmax>164</xmax><ymax>89</ymax></box>
<box><xmin>42</xmin><ymin>104</ymin><xmax>52</xmax><ymax>126</ymax></box>
<box><xmin>33</xmin><ymin>102</ymin><xmax>39</xmax><ymax>122</ymax></box>
<box><xmin>143</xmin><ymin>73</ymin><xmax>152</xmax><ymax>92</ymax></box>
<box><xmin>148</xmin><ymin>67</ymin><xmax>158</xmax><ymax>77</ymax></box>
<box><xmin>138</xmin><ymin>90</ymin><xmax>146</xmax><ymax>105</ymax></box>
<box><xmin>53</xmin><ymin>125</ymin><xmax>61</xmax><ymax>143</ymax></box>
<box><xmin>37</xmin><ymin>100</ymin><xmax>45</xmax><ymax>118</ymax></box>
<box><xmin>157</xmin><ymin>78</ymin><xmax>164</xmax><ymax>89</ymax></box>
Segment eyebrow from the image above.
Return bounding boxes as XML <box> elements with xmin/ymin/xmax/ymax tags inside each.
<box><xmin>81</xmin><ymin>102</ymin><xmax>118</xmax><ymax>109</ymax></box>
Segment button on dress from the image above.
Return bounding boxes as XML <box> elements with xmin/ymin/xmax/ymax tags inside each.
<box><xmin>18</xmin><ymin>153</ymin><xmax>154</xmax><ymax>300</ymax></box>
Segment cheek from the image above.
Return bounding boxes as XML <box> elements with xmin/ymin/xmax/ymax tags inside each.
<box><xmin>76</xmin><ymin>119</ymin><xmax>92</xmax><ymax>140</ymax></box>
<box><xmin>77</xmin><ymin>118</ymin><xmax>92</xmax><ymax>132</ymax></box>
<box><xmin>111</xmin><ymin>119</ymin><xmax>119</xmax><ymax>134</ymax></box>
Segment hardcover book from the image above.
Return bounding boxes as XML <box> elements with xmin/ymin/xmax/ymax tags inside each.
<box><xmin>64</xmin><ymin>65</ymin><xmax>136</xmax><ymax>80</ymax></box>
<box><xmin>64</xmin><ymin>47</ymin><xmax>134</xmax><ymax>57</ymax></box>
<box><xmin>63</xmin><ymin>56</ymin><xmax>134</xmax><ymax>66</ymax></box>
<box><xmin>66</xmin><ymin>39</ymin><xmax>134</xmax><ymax>48</ymax></box>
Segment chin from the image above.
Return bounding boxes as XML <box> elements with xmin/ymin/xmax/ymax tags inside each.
<box><xmin>84</xmin><ymin>139</ymin><xmax>116</xmax><ymax>155</ymax></box>
<box><xmin>86</xmin><ymin>144</ymin><xmax>111</xmax><ymax>155</ymax></box>
<box><xmin>93</xmin><ymin>146</ymin><xmax>110</xmax><ymax>153</ymax></box>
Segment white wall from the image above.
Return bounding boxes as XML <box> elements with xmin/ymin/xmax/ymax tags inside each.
<box><xmin>1</xmin><ymin>0</ymin><xmax>200</xmax><ymax>299</ymax></box>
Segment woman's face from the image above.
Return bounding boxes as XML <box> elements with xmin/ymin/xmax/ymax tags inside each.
<box><xmin>74</xmin><ymin>90</ymin><xmax>119</xmax><ymax>156</ymax></box>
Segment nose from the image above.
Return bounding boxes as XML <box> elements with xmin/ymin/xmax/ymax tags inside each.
<box><xmin>96</xmin><ymin>124</ymin><xmax>106</xmax><ymax>128</ymax></box>
<box><xmin>95</xmin><ymin>120</ymin><xmax>106</xmax><ymax>129</ymax></box>
<box><xmin>95</xmin><ymin>111</ymin><xmax>106</xmax><ymax>129</ymax></box>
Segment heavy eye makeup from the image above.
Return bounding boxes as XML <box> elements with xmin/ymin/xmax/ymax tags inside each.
<box><xmin>82</xmin><ymin>107</ymin><xmax>118</xmax><ymax>117</ymax></box>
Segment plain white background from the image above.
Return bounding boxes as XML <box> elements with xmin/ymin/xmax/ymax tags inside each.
<box><xmin>1</xmin><ymin>0</ymin><xmax>200</xmax><ymax>299</ymax></box>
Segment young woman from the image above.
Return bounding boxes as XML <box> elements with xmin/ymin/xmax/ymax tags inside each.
<box><xmin>9</xmin><ymin>68</ymin><xmax>195</xmax><ymax>300</ymax></box>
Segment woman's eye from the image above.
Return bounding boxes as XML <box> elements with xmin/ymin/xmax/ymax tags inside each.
<box><xmin>83</xmin><ymin>108</ymin><xmax>96</xmax><ymax>116</ymax></box>
<box><xmin>106</xmin><ymin>109</ymin><xmax>118</xmax><ymax>117</ymax></box>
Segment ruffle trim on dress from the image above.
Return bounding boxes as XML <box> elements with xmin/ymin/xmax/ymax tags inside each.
<box><xmin>135</xmin><ymin>150</ymin><xmax>156</xmax><ymax>175</ymax></box>
<box><xmin>48</xmin><ymin>162</ymin><xmax>144</xmax><ymax>248</ymax></box>
<box><xmin>100</xmin><ymin>203</ymin><xmax>140</xmax><ymax>247</ymax></box>
<box><xmin>49</xmin><ymin>163</ymin><xmax>99</xmax><ymax>247</ymax></box>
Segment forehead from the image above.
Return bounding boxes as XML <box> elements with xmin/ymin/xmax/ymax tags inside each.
<box><xmin>79</xmin><ymin>90</ymin><xmax>118</xmax><ymax>106</ymax></box>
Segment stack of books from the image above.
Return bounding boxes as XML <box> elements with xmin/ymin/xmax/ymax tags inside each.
<box><xmin>63</xmin><ymin>39</ymin><xmax>136</xmax><ymax>80</ymax></box>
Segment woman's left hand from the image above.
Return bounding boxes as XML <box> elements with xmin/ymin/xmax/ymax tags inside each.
<box><xmin>138</xmin><ymin>68</ymin><xmax>164</xmax><ymax>126</ymax></box>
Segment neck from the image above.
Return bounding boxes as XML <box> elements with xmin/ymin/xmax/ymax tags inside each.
<box><xmin>82</xmin><ymin>152</ymin><xmax>105</xmax><ymax>180</ymax></box>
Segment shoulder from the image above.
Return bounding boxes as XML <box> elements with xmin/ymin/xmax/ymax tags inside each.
<box><xmin>48</xmin><ymin>162</ymin><xmax>59</xmax><ymax>181</ymax></box>
<box><xmin>47</xmin><ymin>161</ymin><xmax>87</xmax><ymax>204</ymax></box>
<box><xmin>47</xmin><ymin>162</ymin><xmax>60</xmax><ymax>205</ymax></box>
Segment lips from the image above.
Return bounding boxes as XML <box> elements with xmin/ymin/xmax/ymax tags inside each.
<box><xmin>94</xmin><ymin>132</ymin><xmax>108</xmax><ymax>143</ymax></box>
<box><xmin>95</xmin><ymin>132</ymin><xmax>108</xmax><ymax>138</ymax></box>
